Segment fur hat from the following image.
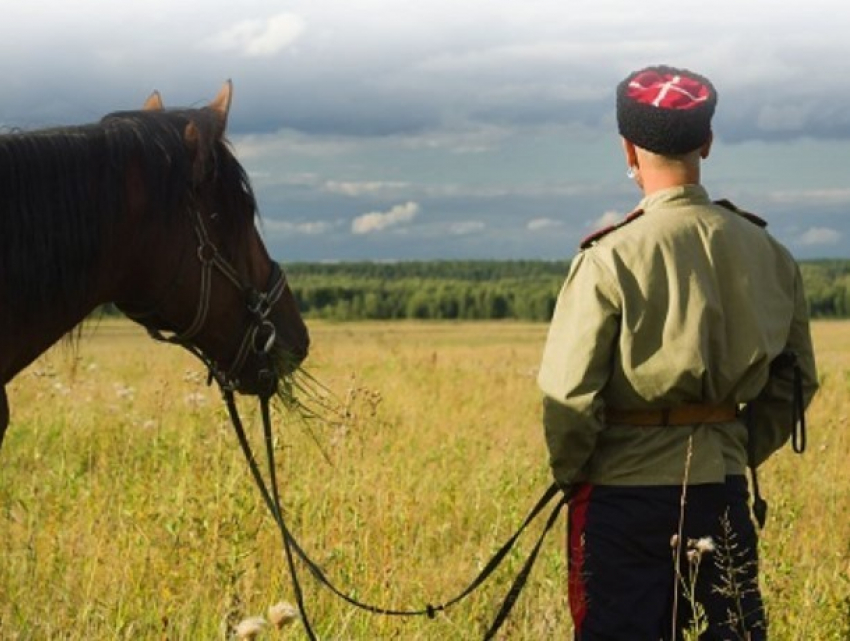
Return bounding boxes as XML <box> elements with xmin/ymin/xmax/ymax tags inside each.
<box><xmin>616</xmin><ymin>65</ymin><xmax>717</xmax><ymax>155</ymax></box>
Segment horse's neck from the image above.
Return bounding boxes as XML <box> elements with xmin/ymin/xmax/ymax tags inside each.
<box><xmin>0</xmin><ymin>303</ymin><xmax>93</xmax><ymax>386</ymax></box>
<box><xmin>0</xmin><ymin>387</ymin><xmax>8</xmax><ymax>450</ymax></box>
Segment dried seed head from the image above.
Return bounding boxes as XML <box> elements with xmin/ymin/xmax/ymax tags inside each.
<box><xmin>695</xmin><ymin>537</ymin><xmax>715</xmax><ymax>554</ymax></box>
<box><xmin>670</xmin><ymin>534</ymin><xmax>679</xmax><ymax>549</ymax></box>
<box><xmin>235</xmin><ymin>616</ymin><xmax>267</xmax><ymax>640</ymax></box>
<box><xmin>268</xmin><ymin>601</ymin><xmax>299</xmax><ymax>629</ymax></box>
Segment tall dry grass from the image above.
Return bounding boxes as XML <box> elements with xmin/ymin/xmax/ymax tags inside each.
<box><xmin>0</xmin><ymin>319</ymin><xmax>847</xmax><ymax>639</ymax></box>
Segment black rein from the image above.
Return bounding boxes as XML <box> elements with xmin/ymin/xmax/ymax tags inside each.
<box><xmin>223</xmin><ymin>389</ymin><xmax>565</xmax><ymax>640</ymax></box>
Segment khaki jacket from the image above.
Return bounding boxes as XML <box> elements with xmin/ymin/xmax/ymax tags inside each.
<box><xmin>538</xmin><ymin>184</ymin><xmax>818</xmax><ymax>487</ymax></box>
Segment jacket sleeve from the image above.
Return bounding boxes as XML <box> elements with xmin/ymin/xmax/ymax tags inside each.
<box><xmin>748</xmin><ymin>263</ymin><xmax>819</xmax><ymax>467</ymax></box>
<box><xmin>537</xmin><ymin>251</ymin><xmax>620</xmax><ymax>488</ymax></box>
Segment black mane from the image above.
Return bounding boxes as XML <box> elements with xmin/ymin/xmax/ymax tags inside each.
<box><xmin>0</xmin><ymin>108</ymin><xmax>257</xmax><ymax>322</ymax></box>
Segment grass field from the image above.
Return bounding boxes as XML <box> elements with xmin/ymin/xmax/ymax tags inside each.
<box><xmin>1</xmin><ymin>319</ymin><xmax>848</xmax><ymax>639</ymax></box>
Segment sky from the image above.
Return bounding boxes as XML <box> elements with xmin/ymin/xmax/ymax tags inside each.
<box><xmin>2</xmin><ymin>0</ymin><xmax>849</xmax><ymax>261</ymax></box>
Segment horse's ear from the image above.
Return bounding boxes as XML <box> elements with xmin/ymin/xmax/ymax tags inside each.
<box><xmin>208</xmin><ymin>80</ymin><xmax>233</xmax><ymax>137</ymax></box>
<box><xmin>183</xmin><ymin>81</ymin><xmax>233</xmax><ymax>180</ymax></box>
<box><xmin>142</xmin><ymin>90</ymin><xmax>164</xmax><ymax>111</ymax></box>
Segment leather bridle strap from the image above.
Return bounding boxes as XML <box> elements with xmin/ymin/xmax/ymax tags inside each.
<box><xmin>175</xmin><ymin>209</ymin><xmax>245</xmax><ymax>342</ymax></box>
<box><xmin>126</xmin><ymin>208</ymin><xmax>287</xmax><ymax>392</ymax></box>
<box><xmin>219</xmin><ymin>262</ymin><xmax>286</xmax><ymax>390</ymax></box>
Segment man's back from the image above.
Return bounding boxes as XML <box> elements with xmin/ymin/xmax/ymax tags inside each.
<box><xmin>587</xmin><ymin>184</ymin><xmax>802</xmax><ymax>409</ymax></box>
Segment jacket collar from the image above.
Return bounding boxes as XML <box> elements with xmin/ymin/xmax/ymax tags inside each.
<box><xmin>637</xmin><ymin>184</ymin><xmax>710</xmax><ymax>211</ymax></box>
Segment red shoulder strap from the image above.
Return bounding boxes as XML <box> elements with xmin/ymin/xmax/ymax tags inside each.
<box><xmin>580</xmin><ymin>209</ymin><xmax>644</xmax><ymax>249</ymax></box>
<box><xmin>714</xmin><ymin>199</ymin><xmax>767</xmax><ymax>228</ymax></box>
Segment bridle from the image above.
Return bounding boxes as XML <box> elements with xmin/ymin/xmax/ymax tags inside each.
<box><xmin>123</xmin><ymin>207</ymin><xmax>287</xmax><ymax>396</ymax></box>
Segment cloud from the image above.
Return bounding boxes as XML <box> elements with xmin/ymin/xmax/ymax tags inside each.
<box><xmin>352</xmin><ymin>201</ymin><xmax>420</xmax><ymax>234</ymax></box>
<box><xmin>768</xmin><ymin>188</ymin><xmax>850</xmax><ymax>207</ymax></box>
<box><xmin>527</xmin><ymin>217</ymin><xmax>562</xmax><ymax>231</ymax></box>
<box><xmin>449</xmin><ymin>221</ymin><xmax>485</xmax><ymax>235</ymax></box>
<box><xmin>324</xmin><ymin>180</ymin><xmax>410</xmax><ymax>197</ymax></box>
<box><xmin>264</xmin><ymin>219</ymin><xmax>334</xmax><ymax>235</ymax></box>
<box><xmin>756</xmin><ymin>103</ymin><xmax>812</xmax><ymax>133</ymax></box>
<box><xmin>799</xmin><ymin>227</ymin><xmax>842</xmax><ymax>246</ymax></box>
<box><xmin>588</xmin><ymin>210</ymin><xmax>623</xmax><ymax>230</ymax></box>
<box><xmin>203</xmin><ymin>12</ymin><xmax>305</xmax><ymax>57</ymax></box>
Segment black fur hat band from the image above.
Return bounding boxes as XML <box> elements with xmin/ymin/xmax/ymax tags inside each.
<box><xmin>616</xmin><ymin>65</ymin><xmax>717</xmax><ymax>155</ymax></box>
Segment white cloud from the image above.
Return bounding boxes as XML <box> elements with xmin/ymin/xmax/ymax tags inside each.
<box><xmin>264</xmin><ymin>219</ymin><xmax>334</xmax><ymax>235</ymax></box>
<box><xmin>449</xmin><ymin>221</ymin><xmax>485</xmax><ymax>235</ymax></box>
<box><xmin>324</xmin><ymin>180</ymin><xmax>410</xmax><ymax>197</ymax></box>
<box><xmin>352</xmin><ymin>201</ymin><xmax>420</xmax><ymax>234</ymax></box>
<box><xmin>768</xmin><ymin>188</ymin><xmax>850</xmax><ymax>207</ymax></box>
<box><xmin>588</xmin><ymin>210</ymin><xmax>623</xmax><ymax>230</ymax></box>
<box><xmin>799</xmin><ymin>227</ymin><xmax>842</xmax><ymax>246</ymax></box>
<box><xmin>527</xmin><ymin>217</ymin><xmax>562</xmax><ymax>231</ymax></box>
<box><xmin>203</xmin><ymin>12</ymin><xmax>305</xmax><ymax>57</ymax></box>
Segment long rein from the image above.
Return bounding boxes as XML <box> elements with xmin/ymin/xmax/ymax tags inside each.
<box><xmin>223</xmin><ymin>389</ymin><xmax>565</xmax><ymax>640</ymax></box>
<box><xmin>132</xmin><ymin>208</ymin><xmax>568</xmax><ymax>638</ymax></box>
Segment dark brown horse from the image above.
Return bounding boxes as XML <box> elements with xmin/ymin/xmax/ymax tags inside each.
<box><xmin>0</xmin><ymin>82</ymin><xmax>309</xmax><ymax>448</ymax></box>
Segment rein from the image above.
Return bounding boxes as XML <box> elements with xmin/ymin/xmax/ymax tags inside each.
<box><xmin>222</xmin><ymin>388</ymin><xmax>566</xmax><ymax>639</ymax></box>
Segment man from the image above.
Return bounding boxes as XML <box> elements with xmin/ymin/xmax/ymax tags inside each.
<box><xmin>537</xmin><ymin>65</ymin><xmax>818</xmax><ymax>639</ymax></box>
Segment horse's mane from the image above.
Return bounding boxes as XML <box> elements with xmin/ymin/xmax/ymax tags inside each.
<box><xmin>0</xmin><ymin>107</ymin><xmax>257</xmax><ymax>322</ymax></box>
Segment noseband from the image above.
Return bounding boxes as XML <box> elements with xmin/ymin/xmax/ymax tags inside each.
<box><xmin>124</xmin><ymin>208</ymin><xmax>287</xmax><ymax>395</ymax></box>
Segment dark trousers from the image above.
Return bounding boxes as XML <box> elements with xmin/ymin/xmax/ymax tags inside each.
<box><xmin>567</xmin><ymin>476</ymin><xmax>766</xmax><ymax>640</ymax></box>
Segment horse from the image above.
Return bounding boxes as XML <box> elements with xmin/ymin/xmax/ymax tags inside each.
<box><xmin>0</xmin><ymin>81</ymin><xmax>309</xmax><ymax>449</ymax></box>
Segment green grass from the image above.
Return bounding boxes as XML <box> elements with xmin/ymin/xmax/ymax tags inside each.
<box><xmin>1</xmin><ymin>320</ymin><xmax>848</xmax><ymax>639</ymax></box>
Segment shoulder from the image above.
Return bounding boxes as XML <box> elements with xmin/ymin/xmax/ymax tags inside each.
<box><xmin>580</xmin><ymin>208</ymin><xmax>644</xmax><ymax>249</ymax></box>
<box><xmin>713</xmin><ymin>198</ymin><xmax>768</xmax><ymax>228</ymax></box>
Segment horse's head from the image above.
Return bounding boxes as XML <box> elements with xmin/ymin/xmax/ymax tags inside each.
<box><xmin>114</xmin><ymin>82</ymin><xmax>309</xmax><ymax>398</ymax></box>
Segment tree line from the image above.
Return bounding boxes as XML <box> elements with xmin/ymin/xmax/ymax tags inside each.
<box><xmin>97</xmin><ymin>259</ymin><xmax>850</xmax><ymax>322</ymax></box>
<box><xmin>285</xmin><ymin>260</ymin><xmax>565</xmax><ymax>321</ymax></box>
<box><xmin>283</xmin><ymin>259</ymin><xmax>850</xmax><ymax>322</ymax></box>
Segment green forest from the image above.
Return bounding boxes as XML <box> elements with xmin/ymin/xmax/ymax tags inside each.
<box><xmin>283</xmin><ymin>259</ymin><xmax>850</xmax><ymax>322</ymax></box>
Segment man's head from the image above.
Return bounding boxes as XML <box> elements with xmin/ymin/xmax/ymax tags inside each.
<box><xmin>617</xmin><ymin>65</ymin><xmax>717</xmax><ymax>156</ymax></box>
<box><xmin>617</xmin><ymin>65</ymin><xmax>717</xmax><ymax>191</ymax></box>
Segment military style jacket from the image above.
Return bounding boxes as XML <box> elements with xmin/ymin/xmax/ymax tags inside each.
<box><xmin>537</xmin><ymin>184</ymin><xmax>819</xmax><ymax>487</ymax></box>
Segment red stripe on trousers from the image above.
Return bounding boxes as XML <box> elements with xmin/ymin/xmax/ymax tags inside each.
<box><xmin>568</xmin><ymin>483</ymin><xmax>593</xmax><ymax>634</ymax></box>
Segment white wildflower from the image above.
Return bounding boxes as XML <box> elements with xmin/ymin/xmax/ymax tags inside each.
<box><xmin>234</xmin><ymin>616</ymin><xmax>267</xmax><ymax>640</ymax></box>
<box><xmin>114</xmin><ymin>383</ymin><xmax>135</xmax><ymax>400</ymax></box>
<box><xmin>694</xmin><ymin>537</ymin><xmax>715</xmax><ymax>554</ymax></box>
<box><xmin>52</xmin><ymin>382</ymin><xmax>71</xmax><ymax>396</ymax></box>
<box><xmin>184</xmin><ymin>391</ymin><xmax>208</xmax><ymax>408</ymax></box>
<box><xmin>268</xmin><ymin>601</ymin><xmax>299</xmax><ymax>629</ymax></box>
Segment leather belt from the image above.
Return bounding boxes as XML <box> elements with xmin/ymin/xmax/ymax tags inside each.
<box><xmin>605</xmin><ymin>403</ymin><xmax>738</xmax><ymax>427</ymax></box>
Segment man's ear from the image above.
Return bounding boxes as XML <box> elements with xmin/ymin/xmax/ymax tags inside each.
<box><xmin>700</xmin><ymin>131</ymin><xmax>713</xmax><ymax>160</ymax></box>
<box><xmin>622</xmin><ymin>137</ymin><xmax>639</xmax><ymax>169</ymax></box>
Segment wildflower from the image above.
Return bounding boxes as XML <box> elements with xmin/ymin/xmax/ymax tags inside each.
<box><xmin>184</xmin><ymin>391</ymin><xmax>207</xmax><ymax>408</ymax></box>
<box><xmin>234</xmin><ymin>616</ymin><xmax>267</xmax><ymax>640</ymax></box>
<box><xmin>268</xmin><ymin>601</ymin><xmax>299</xmax><ymax>629</ymax></box>
<box><xmin>114</xmin><ymin>383</ymin><xmax>135</xmax><ymax>400</ymax></box>
<box><xmin>694</xmin><ymin>537</ymin><xmax>715</xmax><ymax>554</ymax></box>
<box><xmin>52</xmin><ymin>382</ymin><xmax>71</xmax><ymax>396</ymax></box>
